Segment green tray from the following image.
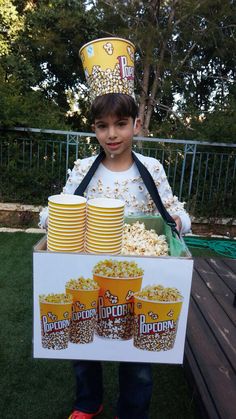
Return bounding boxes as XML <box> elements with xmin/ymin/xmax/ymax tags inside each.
<box><xmin>124</xmin><ymin>215</ymin><xmax>191</xmax><ymax>258</ymax></box>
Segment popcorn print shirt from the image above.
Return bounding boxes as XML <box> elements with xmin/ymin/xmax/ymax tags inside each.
<box><xmin>39</xmin><ymin>152</ymin><xmax>191</xmax><ymax>234</ymax></box>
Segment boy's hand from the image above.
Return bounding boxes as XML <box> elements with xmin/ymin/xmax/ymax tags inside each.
<box><xmin>172</xmin><ymin>215</ymin><xmax>182</xmax><ymax>233</ymax></box>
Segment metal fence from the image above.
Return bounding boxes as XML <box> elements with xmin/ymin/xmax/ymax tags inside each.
<box><xmin>0</xmin><ymin>127</ymin><xmax>235</xmax><ymax>217</ymax></box>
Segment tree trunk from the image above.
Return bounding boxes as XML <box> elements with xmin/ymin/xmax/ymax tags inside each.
<box><xmin>142</xmin><ymin>0</ymin><xmax>178</xmax><ymax>134</ymax></box>
<box><xmin>138</xmin><ymin>58</ymin><xmax>150</xmax><ymax>137</ymax></box>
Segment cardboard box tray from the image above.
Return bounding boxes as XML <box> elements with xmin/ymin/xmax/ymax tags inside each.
<box><xmin>33</xmin><ymin>216</ymin><xmax>193</xmax><ymax>363</ymax></box>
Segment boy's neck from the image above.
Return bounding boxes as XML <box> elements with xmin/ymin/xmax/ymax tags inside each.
<box><xmin>102</xmin><ymin>151</ymin><xmax>134</xmax><ymax>172</ymax></box>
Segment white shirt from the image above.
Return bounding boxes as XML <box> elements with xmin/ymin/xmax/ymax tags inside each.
<box><xmin>39</xmin><ymin>152</ymin><xmax>191</xmax><ymax>234</ymax></box>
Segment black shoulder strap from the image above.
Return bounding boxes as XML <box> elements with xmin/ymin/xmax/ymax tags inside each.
<box><xmin>73</xmin><ymin>151</ymin><xmax>105</xmax><ymax>196</ymax></box>
<box><xmin>74</xmin><ymin>149</ymin><xmax>179</xmax><ymax>237</ymax></box>
<box><xmin>132</xmin><ymin>152</ymin><xmax>180</xmax><ymax>237</ymax></box>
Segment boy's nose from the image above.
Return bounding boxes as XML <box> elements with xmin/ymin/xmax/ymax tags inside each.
<box><xmin>108</xmin><ymin>126</ymin><xmax>117</xmax><ymax>139</ymax></box>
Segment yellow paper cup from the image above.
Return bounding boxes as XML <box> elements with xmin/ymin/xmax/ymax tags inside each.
<box><xmin>39</xmin><ymin>295</ymin><xmax>72</xmax><ymax>350</ymax></box>
<box><xmin>85</xmin><ymin>248</ymin><xmax>121</xmax><ymax>255</ymax></box>
<box><xmin>48</xmin><ymin>211</ymin><xmax>86</xmax><ymax>220</ymax></box>
<box><xmin>79</xmin><ymin>37</ymin><xmax>135</xmax><ymax>101</ymax></box>
<box><xmin>48</xmin><ymin>233</ymin><xmax>84</xmax><ymax>241</ymax></box>
<box><xmin>87</xmin><ymin>207</ymin><xmax>124</xmax><ymax>216</ymax></box>
<box><xmin>86</xmin><ymin>231</ymin><xmax>123</xmax><ymax>240</ymax></box>
<box><xmin>66</xmin><ymin>288</ymin><xmax>99</xmax><ymax>344</ymax></box>
<box><xmin>93</xmin><ymin>274</ymin><xmax>143</xmax><ymax>340</ymax></box>
<box><xmin>133</xmin><ymin>295</ymin><xmax>183</xmax><ymax>352</ymax></box>
<box><xmin>48</xmin><ymin>194</ymin><xmax>86</xmax><ymax>206</ymax></box>
<box><xmin>87</xmin><ymin>226</ymin><xmax>124</xmax><ymax>235</ymax></box>
<box><xmin>48</xmin><ymin>246</ymin><xmax>84</xmax><ymax>253</ymax></box>
<box><xmin>86</xmin><ymin>239</ymin><xmax>122</xmax><ymax>248</ymax></box>
<box><xmin>86</xmin><ymin>235</ymin><xmax>122</xmax><ymax>244</ymax></box>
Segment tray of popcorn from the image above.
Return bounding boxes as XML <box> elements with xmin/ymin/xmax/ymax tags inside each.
<box><xmin>39</xmin><ymin>293</ymin><xmax>72</xmax><ymax>350</ymax></box>
<box><xmin>65</xmin><ymin>277</ymin><xmax>100</xmax><ymax>344</ymax></box>
<box><xmin>86</xmin><ymin>198</ymin><xmax>125</xmax><ymax>255</ymax></box>
<box><xmin>133</xmin><ymin>285</ymin><xmax>183</xmax><ymax>352</ymax></box>
<box><xmin>47</xmin><ymin>194</ymin><xmax>86</xmax><ymax>252</ymax></box>
<box><xmin>121</xmin><ymin>221</ymin><xmax>169</xmax><ymax>257</ymax></box>
<box><xmin>79</xmin><ymin>37</ymin><xmax>135</xmax><ymax>102</ymax></box>
<box><xmin>93</xmin><ymin>259</ymin><xmax>143</xmax><ymax>340</ymax></box>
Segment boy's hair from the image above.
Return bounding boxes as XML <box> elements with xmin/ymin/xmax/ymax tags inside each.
<box><xmin>91</xmin><ymin>93</ymin><xmax>138</xmax><ymax>122</ymax></box>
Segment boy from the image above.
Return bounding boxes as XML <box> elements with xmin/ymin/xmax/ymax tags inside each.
<box><xmin>39</xmin><ymin>93</ymin><xmax>190</xmax><ymax>419</ymax></box>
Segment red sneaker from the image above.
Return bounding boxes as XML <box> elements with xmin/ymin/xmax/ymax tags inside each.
<box><xmin>68</xmin><ymin>404</ymin><xmax>103</xmax><ymax>419</ymax></box>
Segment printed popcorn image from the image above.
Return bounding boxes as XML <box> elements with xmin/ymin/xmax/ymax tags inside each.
<box><xmin>127</xmin><ymin>45</ymin><xmax>134</xmax><ymax>62</ymax></box>
<box><xmin>87</xmin><ymin>63</ymin><xmax>134</xmax><ymax>101</ymax></box>
<box><xmin>93</xmin><ymin>259</ymin><xmax>143</xmax><ymax>340</ymax></box>
<box><xmin>103</xmin><ymin>42</ymin><xmax>114</xmax><ymax>55</ymax></box>
<box><xmin>39</xmin><ymin>293</ymin><xmax>72</xmax><ymax>350</ymax></box>
<box><xmin>65</xmin><ymin>277</ymin><xmax>99</xmax><ymax>344</ymax></box>
<box><xmin>133</xmin><ymin>285</ymin><xmax>183</xmax><ymax>351</ymax></box>
<box><xmin>37</xmin><ymin>260</ymin><xmax>187</xmax><ymax>357</ymax></box>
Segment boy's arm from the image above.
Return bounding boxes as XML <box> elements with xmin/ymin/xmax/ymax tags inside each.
<box><xmin>38</xmin><ymin>161</ymin><xmax>86</xmax><ymax>229</ymax></box>
<box><xmin>172</xmin><ymin>215</ymin><xmax>182</xmax><ymax>233</ymax></box>
<box><xmin>152</xmin><ymin>163</ymin><xmax>191</xmax><ymax>235</ymax></box>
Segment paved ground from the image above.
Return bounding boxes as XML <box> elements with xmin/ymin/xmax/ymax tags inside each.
<box><xmin>0</xmin><ymin>227</ymin><xmax>46</xmax><ymax>233</ymax></box>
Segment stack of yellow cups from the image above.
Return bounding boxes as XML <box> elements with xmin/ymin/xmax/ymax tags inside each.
<box><xmin>86</xmin><ymin>198</ymin><xmax>125</xmax><ymax>254</ymax></box>
<box><xmin>47</xmin><ymin>194</ymin><xmax>86</xmax><ymax>252</ymax></box>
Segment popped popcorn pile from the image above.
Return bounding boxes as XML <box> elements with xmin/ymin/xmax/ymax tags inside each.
<box><xmin>65</xmin><ymin>277</ymin><xmax>99</xmax><ymax>291</ymax></box>
<box><xmin>135</xmin><ymin>284</ymin><xmax>183</xmax><ymax>302</ymax></box>
<box><xmin>88</xmin><ymin>64</ymin><xmax>134</xmax><ymax>102</ymax></box>
<box><xmin>121</xmin><ymin>222</ymin><xmax>169</xmax><ymax>256</ymax></box>
<box><xmin>39</xmin><ymin>293</ymin><xmax>72</xmax><ymax>304</ymax></box>
<box><xmin>93</xmin><ymin>259</ymin><xmax>143</xmax><ymax>278</ymax></box>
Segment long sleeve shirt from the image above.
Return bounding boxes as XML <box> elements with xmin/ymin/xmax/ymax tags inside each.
<box><xmin>39</xmin><ymin>152</ymin><xmax>191</xmax><ymax>234</ymax></box>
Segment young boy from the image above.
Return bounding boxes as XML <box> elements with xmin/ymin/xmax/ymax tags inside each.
<box><xmin>39</xmin><ymin>93</ymin><xmax>191</xmax><ymax>419</ymax></box>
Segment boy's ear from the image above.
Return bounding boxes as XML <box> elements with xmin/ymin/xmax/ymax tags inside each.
<box><xmin>91</xmin><ymin>123</ymin><xmax>95</xmax><ymax>132</ymax></box>
<box><xmin>134</xmin><ymin>118</ymin><xmax>141</xmax><ymax>135</ymax></box>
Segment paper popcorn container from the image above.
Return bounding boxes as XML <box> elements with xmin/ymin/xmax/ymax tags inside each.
<box><xmin>87</xmin><ymin>217</ymin><xmax>123</xmax><ymax>226</ymax></box>
<box><xmin>87</xmin><ymin>225</ymin><xmax>124</xmax><ymax>234</ymax></box>
<box><xmin>47</xmin><ymin>245</ymin><xmax>84</xmax><ymax>253</ymax></box>
<box><xmin>48</xmin><ymin>195</ymin><xmax>86</xmax><ymax>251</ymax></box>
<box><xmin>86</xmin><ymin>198</ymin><xmax>124</xmax><ymax>251</ymax></box>
<box><xmin>87</xmin><ymin>197</ymin><xmax>125</xmax><ymax>209</ymax></box>
<box><xmin>133</xmin><ymin>296</ymin><xmax>183</xmax><ymax>352</ymax></box>
<box><xmin>65</xmin><ymin>288</ymin><xmax>99</xmax><ymax>344</ymax></box>
<box><xmin>87</xmin><ymin>207</ymin><xmax>124</xmax><ymax>216</ymax></box>
<box><xmin>48</xmin><ymin>194</ymin><xmax>86</xmax><ymax>207</ymax></box>
<box><xmin>86</xmin><ymin>246</ymin><xmax>122</xmax><ymax>255</ymax></box>
<box><xmin>86</xmin><ymin>234</ymin><xmax>123</xmax><ymax>244</ymax></box>
<box><xmin>93</xmin><ymin>274</ymin><xmax>143</xmax><ymax>340</ymax></box>
<box><xmin>86</xmin><ymin>231</ymin><xmax>123</xmax><ymax>241</ymax></box>
<box><xmin>48</xmin><ymin>211</ymin><xmax>86</xmax><ymax>220</ymax></box>
<box><xmin>39</xmin><ymin>296</ymin><xmax>72</xmax><ymax>350</ymax></box>
<box><xmin>79</xmin><ymin>37</ymin><xmax>135</xmax><ymax>101</ymax></box>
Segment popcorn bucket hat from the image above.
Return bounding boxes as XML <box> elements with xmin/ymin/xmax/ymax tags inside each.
<box><xmin>79</xmin><ymin>37</ymin><xmax>135</xmax><ymax>102</ymax></box>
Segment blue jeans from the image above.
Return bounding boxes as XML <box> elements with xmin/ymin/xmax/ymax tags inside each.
<box><xmin>73</xmin><ymin>360</ymin><xmax>153</xmax><ymax>419</ymax></box>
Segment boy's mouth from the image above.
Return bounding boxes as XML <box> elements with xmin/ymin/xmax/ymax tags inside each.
<box><xmin>106</xmin><ymin>142</ymin><xmax>122</xmax><ymax>150</ymax></box>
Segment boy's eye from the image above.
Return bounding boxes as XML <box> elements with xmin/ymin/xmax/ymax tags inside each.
<box><xmin>96</xmin><ymin>124</ymin><xmax>106</xmax><ymax>129</ymax></box>
<box><xmin>117</xmin><ymin>121</ymin><xmax>127</xmax><ymax>127</ymax></box>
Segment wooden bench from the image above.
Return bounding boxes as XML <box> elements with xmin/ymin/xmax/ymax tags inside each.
<box><xmin>184</xmin><ymin>258</ymin><xmax>236</xmax><ymax>419</ymax></box>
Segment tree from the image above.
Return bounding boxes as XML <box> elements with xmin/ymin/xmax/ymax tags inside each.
<box><xmin>1</xmin><ymin>0</ymin><xmax>235</xmax><ymax>138</ymax></box>
<box><xmin>92</xmin><ymin>0</ymin><xmax>236</xmax><ymax>137</ymax></box>
<box><xmin>0</xmin><ymin>0</ymin><xmax>100</xmax><ymax>128</ymax></box>
<box><xmin>0</xmin><ymin>0</ymin><xmax>23</xmax><ymax>56</ymax></box>
<box><xmin>12</xmin><ymin>0</ymin><xmax>100</xmax><ymax>107</ymax></box>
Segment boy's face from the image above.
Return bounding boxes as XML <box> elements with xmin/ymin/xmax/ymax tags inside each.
<box><xmin>92</xmin><ymin>114</ymin><xmax>141</xmax><ymax>159</ymax></box>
